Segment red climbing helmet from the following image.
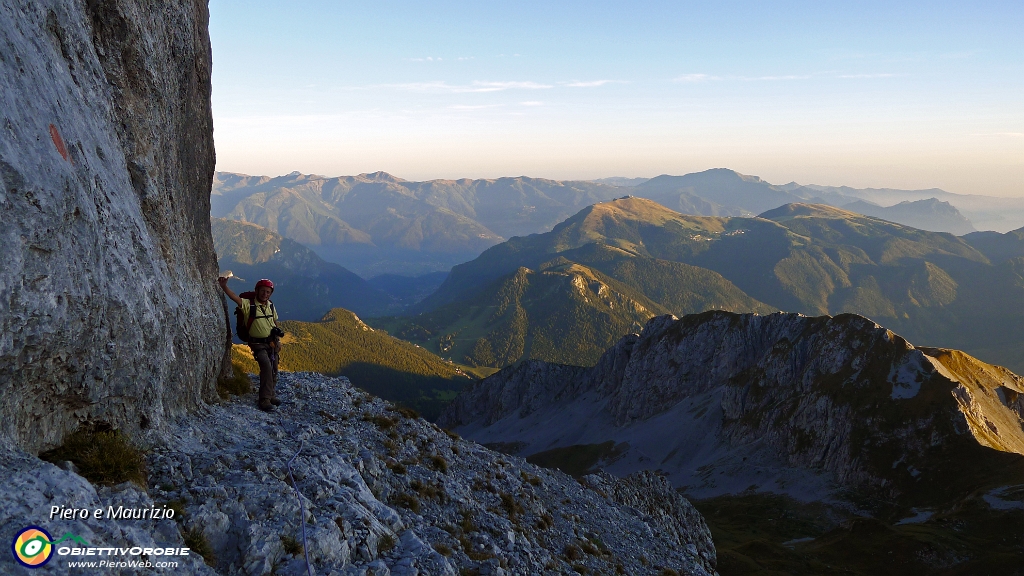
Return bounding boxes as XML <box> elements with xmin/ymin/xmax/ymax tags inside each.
<box><xmin>255</xmin><ymin>278</ymin><xmax>274</xmax><ymax>293</ymax></box>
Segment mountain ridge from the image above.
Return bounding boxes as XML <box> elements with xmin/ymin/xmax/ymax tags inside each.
<box><xmin>212</xmin><ymin>171</ymin><xmax>627</xmax><ymax>275</ymax></box>
<box><xmin>213</xmin><ymin>168</ymin><xmax>1015</xmax><ymax>276</ymax></box>
<box><xmin>377</xmin><ymin>198</ymin><xmax>775</xmax><ymax>368</ymax></box>
<box><xmin>438</xmin><ymin>310</ymin><xmax>1024</xmax><ymax>573</ymax></box>
<box><xmin>400</xmin><ymin>196</ymin><xmax>1024</xmax><ymax>372</ymax></box>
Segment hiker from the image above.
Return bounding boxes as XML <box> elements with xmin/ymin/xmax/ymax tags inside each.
<box><xmin>218</xmin><ymin>277</ymin><xmax>284</xmax><ymax>412</ymax></box>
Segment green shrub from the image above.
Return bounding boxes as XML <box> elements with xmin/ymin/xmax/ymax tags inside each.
<box><xmin>40</xmin><ymin>427</ymin><xmax>147</xmax><ymax>487</ymax></box>
<box><xmin>411</xmin><ymin>479</ymin><xmax>443</xmax><ymax>501</ymax></box>
<box><xmin>427</xmin><ymin>454</ymin><xmax>449</xmax><ymax>474</ymax></box>
<box><xmin>536</xmin><ymin>513</ymin><xmax>554</xmax><ymax>530</ymax></box>
<box><xmin>563</xmin><ymin>543</ymin><xmax>583</xmax><ymax>561</ymax></box>
<box><xmin>165</xmin><ymin>499</ymin><xmax>186</xmax><ymax>521</ymax></box>
<box><xmin>363</xmin><ymin>414</ymin><xmax>397</xmax><ymax>430</ymax></box>
<box><xmin>520</xmin><ymin>471</ymin><xmax>543</xmax><ymax>486</ymax></box>
<box><xmin>281</xmin><ymin>535</ymin><xmax>303</xmax><ymax>557</ymax></box>
<box><xmin>183</xmin><ymin>526</ymin><xmax>215</xmax><ymax>565</ymax></box>
<box><xmin>217</xmin><ymin>359</ymin><xmax>252</xmax><ymax>398</ymax></box>
<box><xmin>499</xmin><ymin>492</ymin><xmax>524</xmax><ymax>518</ymax></box>
<box><xmin>459</xmin><ymin>510</ymin><xmax>477</xmax><ymax>533</ymax></box>
<box><xmin>391</xmin><ymin>492</ymin><xmax>421</xmax><ymax>513</ymax></box>
<box><xmin>388</xmin><ymin>406</ymin><xmax>420</xmax><ymax>419</ymax></box>
<box><xmin>377</xmin><ymin>534</ymin><xmax>396</xmax><ymax>555</ymax></box>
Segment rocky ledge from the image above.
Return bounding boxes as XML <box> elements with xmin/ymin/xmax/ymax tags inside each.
<box><xmin>1</xmin><ymin>372</ymin><xmax>717</xmax><ymax>575</ymax></box>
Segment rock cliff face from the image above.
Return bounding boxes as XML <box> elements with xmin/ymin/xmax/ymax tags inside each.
<box><xmin>0</xmin><ymin>0</ymin><xmax>221</xmax><ymax>451</ymax></box>
<box><xmin>440</xmin><ymin>311</ymin><xmax>1024</xmax><ymax>503</ymax></box>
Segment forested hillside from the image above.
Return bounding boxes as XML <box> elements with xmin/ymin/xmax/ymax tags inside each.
<box><xmin>391</xmin><ymin>198</ymin><xmax>1024</xmax><ymax>373</ymax></box>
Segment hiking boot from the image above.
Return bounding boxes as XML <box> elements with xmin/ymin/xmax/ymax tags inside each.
<box><xmin>258</xmin><ymin>399</ymin><xmax>276</xmax><ymax>412</ymax></box>
<box><xmin>270</xmin><ymin>397</ymin><xmax>282</xmax><ymax>406</ymax></box>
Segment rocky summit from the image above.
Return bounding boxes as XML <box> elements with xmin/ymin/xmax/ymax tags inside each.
<box><xmin>0</xmin><ymin>372</ymin><xmax>718</xmax><ymax>575</ymax></box>
<box><xmin>440</xmin><ymin>310</ymin><xmax>1024</xmax><ymax>507</ymax></box>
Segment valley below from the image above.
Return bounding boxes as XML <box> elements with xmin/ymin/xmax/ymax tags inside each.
<box><xmin>209</xmin><ymin>173</ymin><xmax>1024</xmax><ymax>575</ymax></box>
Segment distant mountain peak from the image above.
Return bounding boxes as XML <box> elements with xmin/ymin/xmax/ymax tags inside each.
<box><xmin>706</xmin><ymin>167</ymin><xmax>761</xmax><ymax>181</ymax></box>
<box><xmin>646</xmin><ymin>167</ymin><xmax>755</xmax><ymax>182</ymax></box>
<box><xmin>357</xmin><ymin>171</ymin><xmax>406</xmax><ymax>183</ymax></box>
<box><xmin>570</xmin><ymin>196</ymin><xmax>684</xmax><ymax>229</ymax></box>
<box><xmin>841</xmin><ymin>197</ymin><xmax>976</xmax><ymax>235</ymax></box>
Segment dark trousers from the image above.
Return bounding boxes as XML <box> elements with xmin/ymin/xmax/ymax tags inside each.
<box><xmin>249</xmin><ymin>342</ymin><xmax>279</xmax><ymax>401</ymax></box>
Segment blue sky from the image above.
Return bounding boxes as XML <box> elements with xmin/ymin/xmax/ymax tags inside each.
<box><xmin>209</xmin><ymin>1</ymin><xmax>1023</xmax><ymax>196</ymax></box>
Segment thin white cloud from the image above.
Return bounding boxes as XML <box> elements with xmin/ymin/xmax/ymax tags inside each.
<box><xmin>561</xmin><ymin>80</ymin><xmax>623</xmax><ymax>88</ymax></box>
<box><xmin>387</xmin><ymin>81</ymin><xmax>552</xmax><ymax>93</ymax></box>
<box><xmin>450</xmin><ymin>104</ymin><xmax>503</xmax><ymax>110</ymax></box>
<box><xmin>520</xmin><ymin>101</ymin><xmax>544</xmax><ymax>106</ymax></box>
<box><xmin>457</xmin><ymin>57</ymin><xmax>473</xmax><ymax>61</ymax></box>
<box><xmin>837</xmin><ymin>73</ymin><xmax>897</xmax><ymax>79</ymax></box>
<box><xmin>473</xmin><ymin>81</ymin><xmax>551</xmax><ymax>91</ymax></box>
<box><xmin>746</xmin><ymin>75</ymin><xmax>811</xmax><ymax>81</ymax></box>
<box><xmin>407</xmin><ymin>56</ymin><xmax>443</xmax><ymax>62</ymax></box>
<box><xmin>674</xmin><ymin>73</ymin><xmax>719</xmax><ymax>82</ymax></box>
<box><xmin>675</xmin><ymin>72</ymin><xmax>892</xmax><ymax>83</ymax></box>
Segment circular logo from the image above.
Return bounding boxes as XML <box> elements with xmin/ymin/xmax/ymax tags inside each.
<box><xmin>11</xmin><ymin>526</ymin><xmax>54</xmax><ymax>568</ymax></box>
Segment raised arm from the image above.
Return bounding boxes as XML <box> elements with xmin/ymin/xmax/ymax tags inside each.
<box><xmin>218</xmin><ymin>277</ymin><xmax>243</xmax><ymax>306</ymax></box>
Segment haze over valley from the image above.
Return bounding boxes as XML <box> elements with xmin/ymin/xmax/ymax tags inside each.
<box><xmin>214</xmin><ymin>168</ymin><xmax>1024</xmax><ymax>374</ymax></box>
<box><xmin>213</xmin><ymin>167</ymin><xmax>1024</xmax><ymax>277</ymax></box>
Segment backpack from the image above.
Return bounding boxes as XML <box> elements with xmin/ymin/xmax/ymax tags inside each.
<box><xmin>234</xmin><ymin>291</ymin><xmax>276</xmax><ymax>343</ymax></box>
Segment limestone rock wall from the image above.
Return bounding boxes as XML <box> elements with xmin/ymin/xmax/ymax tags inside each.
<box><xmin>0</xmin><ymin>0</ymin><xmax>222</xmax><ymax>451</ymax></box>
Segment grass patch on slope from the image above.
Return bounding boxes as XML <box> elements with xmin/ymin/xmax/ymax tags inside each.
<box><xmin>232</xmin><ymin>308</ymin><xmax>475</xmax><ymax>420</ymax></box>
<box><xmin>40</xmin><ymin>426</ymin><xmax>147</xmax><ymax>487</ymax></box>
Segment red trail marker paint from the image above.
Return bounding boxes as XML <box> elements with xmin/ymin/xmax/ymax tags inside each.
<box><xmin>49</xmin><ymin>124</ymin><xmax>70</xmax><ymax>163</ymax></box>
